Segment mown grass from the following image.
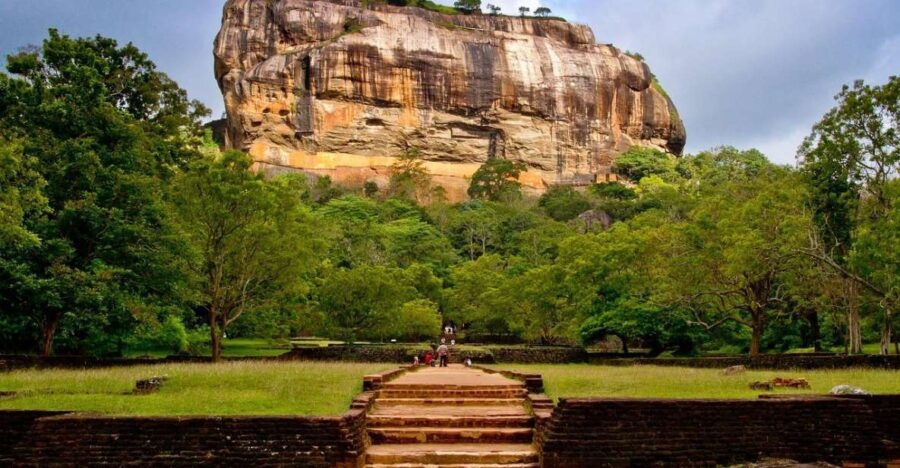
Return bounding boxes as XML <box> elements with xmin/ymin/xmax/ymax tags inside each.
<box><xmin>496</xmin><ymin>364</ymin><xmax>900</xmax><ymax>400</ymax></box>
<box><xmin>0</xmin><ymin>361</ymin><xmax>389</xmax><ymax>416</ymax></box>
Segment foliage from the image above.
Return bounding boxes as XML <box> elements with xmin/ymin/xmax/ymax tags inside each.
<box><xmin>169</xmin><ymin>151</ymin><xmax>320</xmax><ymax>360</ymax></box>
<box><xmin>315</xmin><ymin>265</ymin><xmax>415</xmax><ymax>343</ymax></box>
<box><xmin>389</xmin><ymin>147</ymin><xmax>432</xmax><ymax>202</ymax></box>
<box><xmin>534</xmin><ymin>7</ymin><xmax>552</xmax><ymax>17</ymax></box>
<box><xmin>799</xmin><ymin>76</ymin><xmax>899</xmax><ymax>354</ymax></box>
<box><xmin>453</xmin><ymin>0</ymin><xmax>482</xmax><ymax>13</ymax></box>
<box><xmin>467</xmin><ymin>158</ymin><xmax>527</xmax><ymax>201</ymax></box>
<box><xmin>395</xmin><ymin>299</ymin><xmax>442</xmax><ymax>341</ymax></box>
<box><xmin>538</xmin><ymin>186</ymin><xmax>591</xmax><ymax>221</ymax></box>
<box><xmin>0</xmin><ymin>30</ymin><xmax>207</xmax><ymax>356</ymax></box>
<box><xmin>613</xmin><ymin>146</ymin><xmax>676</xmax><ymax>181</ymax></box>
<box><xmin>519</xmin><ymin>6</ymin><xmax>530</xmax><ymax>16</ymax></box>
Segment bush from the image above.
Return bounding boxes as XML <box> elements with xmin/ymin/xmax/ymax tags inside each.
<box><xmin>127</xmin><ymin>315</ymin><xmax>190</xmax><ymax>355</ymax></box>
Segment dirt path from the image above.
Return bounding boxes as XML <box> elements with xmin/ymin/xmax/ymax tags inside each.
<box><xmin>365</xmin><ymin>365</ymin><xmax>538</xmax><ymax>467</ymax></box>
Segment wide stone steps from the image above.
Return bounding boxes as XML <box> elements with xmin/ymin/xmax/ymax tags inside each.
<box><xmin>366</xmin><ymin>464</ymin><xmax>539</xmax><ymax>468</ymax></box>
<box><xmin>378</xmin><ymin>388</ymin><xmax>528</xmax><ymax>399</ymax></box>
<box><xmin>369</xmin><ymin>414</ymin><xmax>534</xmax><ymax>428</ymax></box>
<box><xmin>375</xmin><ymin>398</ymin><xmax>527</xmax><ymax>407</ymax></box>
<box><xmin>365</xmin><ymin>443</ymin><xmax>539</xmax><ymax>465</ymax></box>
<box><xmin>369</xmin><ymin>427</ymin><xmax>534</xmax><ymax>444</ymax></box>
<box><xmin>365</xmin><ymin>366</ymin><xmax>540</xmax><ymax>468</ymax></box>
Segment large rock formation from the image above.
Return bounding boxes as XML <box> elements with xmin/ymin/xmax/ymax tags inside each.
<box><xmin>215</xmin><ymin>0</ymin><xmax>685</xmax><ymax>200</ymax></box>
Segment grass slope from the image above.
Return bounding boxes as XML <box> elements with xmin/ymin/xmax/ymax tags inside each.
<box><xmin>0</xmin><ymin>361</ymin><xmax>389</xmax><ymax>416</ymax></box>
<box><xmin>497</xmin><ymin>364</ymin><xmax>900</xmax><ymax>400</ymax></box>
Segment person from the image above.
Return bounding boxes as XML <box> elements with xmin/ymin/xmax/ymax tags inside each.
<box><xmin>424</xmin><ymin>350</ymin><xmax>433</xmax><ymax>366</ymax></box>
<box><xmin>437</xmin><ymin>342</ymin><xmax>449</xmax><ymax>367</ymax></box>
<box><xmin>413</xmin><ymin>355</ymin><xmax>420</xmax><ymax>366</ymax></box>
<box><xmin>464</xmin><ymin>358</ymin><xmax>472</xmax><ymax>367</ymax></box>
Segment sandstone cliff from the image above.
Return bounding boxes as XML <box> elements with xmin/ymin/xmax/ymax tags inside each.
<box><xmin>214</xmin><ymin>0</ymin><xmax>686</xmax><ymax>200</ymax></box>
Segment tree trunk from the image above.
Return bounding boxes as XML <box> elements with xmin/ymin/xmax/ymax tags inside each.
<box><xmin>846</xmin><ymin>281</ymin><xmax>862</xmax><ymax>354</ymax></box>
<box><xmin>42</xmin><ymin>324</ymin><xmax>56</xmax><ymax>357</ymax></box>
<box><xmin>806</xmin><ymin>310</ymin><xmax>822</xmax><ymax>352</ymax></box>
<box><xmin>880</xmin><ymin>308</ymin><xmax>893</xmax><ymax>356</ymax></box>
<box><xmin>749</xmin><ymin>310</ymin><xmax>763</xmax><ymax>357</ymax></box>
<box><xmin>41</xmin><ymin>314</ymin><xmax>62</xmax><ymax>357</ymax></box>
<box><xmin>209</xmin><ymin>308</ymin><xmax>222</xmax><ymax>362</ymax></box>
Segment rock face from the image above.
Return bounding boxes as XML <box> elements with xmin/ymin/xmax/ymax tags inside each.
<box><xmin>214</xmin><ymin>0</ymin><xmax>686</xmax><ymax>200</ymax></box>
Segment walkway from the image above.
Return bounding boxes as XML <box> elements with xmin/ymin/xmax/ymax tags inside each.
<box><xmin>365</xmin><ymin>365</ymin><xmax>539</xmax><ymax>467</ymax></box>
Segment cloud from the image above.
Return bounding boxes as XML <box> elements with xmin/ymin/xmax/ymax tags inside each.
<box><xmin>540</xmin><ymin>0</ymin><xmax>900</xmax><ymax>163</ymax></box>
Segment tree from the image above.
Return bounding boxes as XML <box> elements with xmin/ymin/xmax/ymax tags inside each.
<box><xmin>454</xmin><ymin>0</ymin><xmax>482</xmax><ymax>13</ymax></box>
<box><xmin>0</xmin><ymin>30</ymin><xmax>207</xmax><ymax>355</ymax></box>
<box><xmin>170</xmin><ymin>151</ymin><xmax>320</xmax><ymax>361</ymax></box>
<box><xmin>395</xmin><ymin>299</ymin><xmax>442</xmax><ymax>342</ymax></box>
<box><xmin>467</xmin><ymin>159</ymin><xmax>527</xmax><ymax>201</ymax></box>
<box><xmin>316</xmin><ymin>265</ymin><xmax>414</xmax><ymax>343</ymax></box>
<box><xmin>613</xmin><ymin>146</ymin><xmax>676</xmax><ymax>182</ymax></box>
<box><xmin>389</xmin><ymin>147</ymin><xmax>432</xmax><ymax>202</ymax></box>
<box><xmin>656</xmin><ymin>168</ymin><xmax>812</xmax><ymax>356</ymax></box>
<box><xmin>799</xmin><ymin>76</ymin><xmax>899</xmax><ymax>354</ymax></box>
<box><xmin>534</xmin><ymin>7</ymin><xmax>552</xmax><ymax>17</ymax></box>
<box><xmin>486</xmin><ymin>3</ymin><xmax>502</xmax><ymax>15</ymax></box>
<box><xmin>519</xmin><ymin>6</ymin><xmax>530</xmax><ymax>16</ymax></box>
<box><xmin>539</xmin><ymin>185</ymin><xmax>591</xmax><ymax>221</ymax></box>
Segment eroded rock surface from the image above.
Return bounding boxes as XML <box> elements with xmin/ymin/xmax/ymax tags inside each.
<box><xmin>215</xmin><ymin>0</ymin><xmax>686</xmax><ymax>199</ymax></box>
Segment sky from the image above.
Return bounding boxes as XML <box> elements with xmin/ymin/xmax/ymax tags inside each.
<box><xmin>1</xmin><ymin>0</ymin><xmax>897</xmax><ymax>164</ymax></box>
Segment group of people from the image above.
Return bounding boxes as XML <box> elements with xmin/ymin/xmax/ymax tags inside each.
<box><xmin>414</xmin><ymin>337</ymin><xmax>473</xmax><ymax>368</ymax></box>
<box><xmin>419</xmin><ymin>339</ymin><xmax>450</xmax><ymax>367</ymax></box>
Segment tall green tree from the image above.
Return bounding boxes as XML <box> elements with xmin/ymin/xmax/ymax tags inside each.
<box><xmin>656</xmin><ymin>168</ymin><xmax>812</xmax><ymax>355</ymax></box>
<box><xmin>799</xmin><ymin>76</ymin><xmax>899</xmax><ymax>354</ymax></box>
<box><xmin>0</xmin><ymin>30</ymin><xmax>207</xmax><ymax>355</ymax></box>
<box><xmin>170</xmin><ymin>151</ymin><xmax>320</xmax><ymax>361</ymax></box>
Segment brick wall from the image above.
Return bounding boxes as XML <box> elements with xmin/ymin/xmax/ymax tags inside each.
<box><xmin>0</xmin><ymin>410</ymin><xmax>368</xmax><ymax>467</ymax></box>
<box><xmin>539</xmin><ymin>397</ymin><xmax>892</xmax><ymax>467</ymax></box>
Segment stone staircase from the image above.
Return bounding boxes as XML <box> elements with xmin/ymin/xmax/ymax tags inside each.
<box><xmin>365</xmin><ymin>366</ymin><xmax>539</xmax><ymax>467</ymax></box>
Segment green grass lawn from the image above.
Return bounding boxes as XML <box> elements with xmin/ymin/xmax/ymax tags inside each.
<box><xmin>0</xmin><ymin>361</ymin><xmax>389</xmax><ymax>416</ymax></box>
<box><xmin>497</xmin><ymin>364</ymin><xmax>900</xmax><ymax>400</ymax></box>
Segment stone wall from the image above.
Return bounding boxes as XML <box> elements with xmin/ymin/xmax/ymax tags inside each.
<box><xmin>539</xmin><ymin>396</ymin><xmax>894</xmax><ymax>467</ymax></box>
<box><xmin>589</xmin><ymin>353</ymin><xmax>900</xmax><ymax>369</ymax></box>
<box><xmin>0</xmin><ymin>410</ymin><xmax>368</xmax><ymax>466</ymax></box>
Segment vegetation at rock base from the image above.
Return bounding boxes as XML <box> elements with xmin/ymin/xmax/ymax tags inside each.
<box><xmin>0</xmin><ymin>31</ymin><xmax>897</xmax><ymax>361</ymax></box>
<box><xmin>0</xmin><ymin>361</ymin><xmax>389</xmax><ymax>415</ymax></box>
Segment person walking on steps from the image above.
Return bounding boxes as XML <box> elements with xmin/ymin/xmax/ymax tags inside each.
<box><xmin>437</xmin><ymin>340</ymin><xmax>449</xmax><ymax>367</ymax></box>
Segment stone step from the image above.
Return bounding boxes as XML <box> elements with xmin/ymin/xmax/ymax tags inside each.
<box><xmin>366</xmin><ymin>464</ymin><xmax>539</xmax><ymax>468</ymax></box>
<box><xmin>378</xmin><ymin>388</ymin><xmax>528</xmax><ymax>399</ymax></box>
<box><xmin>369</xmin><ymin>427</ymin><xmax>534</xmax><ymax>444</ymax></box>
<box><xmin>375</xmin><ymin>398</ymin><xmax>527</xmax><ymax>407</ymax></box>
<box><xmin>368</xmin><ymin>414</ymin><xmax>534</xmax><ymax>428</ymax></box>
<box><xmin>365</xmin><ymin>444</ymin><xmax>538</xmax><ymax>465</ymax></box>
<box><xmin>383</xmin><ymin>384</ymin><xmax>524</xmax><ymax>391</ymax></box>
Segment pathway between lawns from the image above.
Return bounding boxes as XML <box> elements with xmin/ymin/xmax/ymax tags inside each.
<box><xmin>364</xmin><ymin>365</ymin><xmax>539</xmax><ymax>467</ymax></box>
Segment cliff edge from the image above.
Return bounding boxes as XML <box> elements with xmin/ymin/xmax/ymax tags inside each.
<box><xmin>215</xmin><ymin>0</ymin><xmax>686</xmax><ymax>199</ymax></box>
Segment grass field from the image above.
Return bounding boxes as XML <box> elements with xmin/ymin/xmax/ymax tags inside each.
<box><xmin>0</xmin><ymin>361</ymin><xmax>388</xmax><ymax>416</ymax></box>
<box><xmin>497</xmin><ymin>364</ymin><xmax>900</xmax><ymax>400</ymax></box>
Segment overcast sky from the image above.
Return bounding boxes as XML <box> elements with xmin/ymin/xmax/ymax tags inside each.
<box><xmin>1</xmin><ymin>0</ymin><xmax>897</xmax><ymax>164</ymax></box>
